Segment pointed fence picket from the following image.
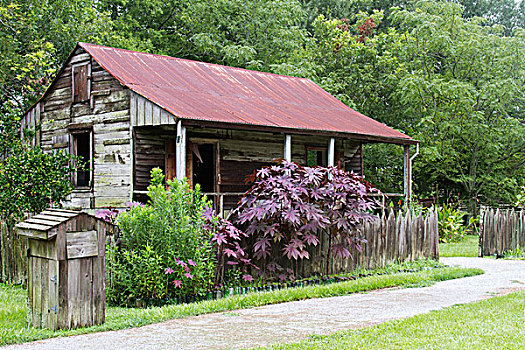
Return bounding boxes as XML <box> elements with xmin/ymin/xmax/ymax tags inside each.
<box><xmin>291</xmin><ymin>207</ymin><xmax>439</xmax><ymax>277</ymax></box>
<box><xmin>480</xmin><ymin>208</ymin><xmax>524</xmax><ymax>257</ymax></box>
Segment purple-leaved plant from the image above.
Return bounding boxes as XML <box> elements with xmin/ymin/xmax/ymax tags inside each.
<box><xmin>233</xmin><ymin>161</ymin><xmax>380</xmax><ymax>276</ymax></box>
<box><xmin>202</xmin><ymin>206</ymin><xmax>255</xmax><ymax>283</ymax></box>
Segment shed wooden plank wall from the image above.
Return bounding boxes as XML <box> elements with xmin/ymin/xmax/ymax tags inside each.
<box><xmin>22</xmin><ymin>48</ymin><xmax>132</xmax><ymax>209</ymax></box>
<box><xmin>25</xmin><ymin>214</ymin><xmax>109</xmax><ymax>330</ymax></box>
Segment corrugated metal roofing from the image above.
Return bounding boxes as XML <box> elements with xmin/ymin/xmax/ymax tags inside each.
<box><xmin>79</xmin><ymin>43</ymin><xmax>415</xmax><ymax>144</ymax></box>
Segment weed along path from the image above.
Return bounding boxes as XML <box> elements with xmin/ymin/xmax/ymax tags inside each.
<box><xmin>4</xmin><ymin>258</ymin><xmax>525</xmax><ymax>350</ymax></box>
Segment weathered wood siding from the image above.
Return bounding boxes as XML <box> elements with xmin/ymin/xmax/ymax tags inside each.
<box><xmin>23</xmin><ymin>47</ymin><xmax>132</xmax><ymax>209</ymax></box>
<box><xmin>130</xmin><ymin>92</ymin><xmax>176</xmax><ymax>127</ymax></box>
<box><xmin>21</xmin><ymin>212</ymin><xmax>110</xmax><ymax>330</ymax></box>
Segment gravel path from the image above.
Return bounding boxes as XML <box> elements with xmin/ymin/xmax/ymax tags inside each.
<box><xmin>4</xmin><ymin>257</ymin><xmax>525</xmax><ymax>350</ymax></box>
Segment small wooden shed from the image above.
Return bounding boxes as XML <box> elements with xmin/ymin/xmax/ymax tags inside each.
<box><xmin>15</xmin><ymin>209</ymin><xmax>114</xmax><ymax>330</ymax></box>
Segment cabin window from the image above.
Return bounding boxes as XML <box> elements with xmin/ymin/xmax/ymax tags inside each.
<box><xmin>72</xmin><ymin>131</ymin><xmax>92</xmax><ymax>188</ymax></box>
<box><xmin>306</xmin><ymin>147</ymin><xmax>327</xmax><ymax>167</ymax></box>
<box><xmin>72</xmin><ymin>64</ymin><xmax>90</xmax><ymax>103</ymax></box>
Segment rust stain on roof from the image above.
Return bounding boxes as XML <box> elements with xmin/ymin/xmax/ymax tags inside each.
<box><xmin>79</xmin><ymin>43</ymin><xmax>414</xmax><ymax>144</ymax></box>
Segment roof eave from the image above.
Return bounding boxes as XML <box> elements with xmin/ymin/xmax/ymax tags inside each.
<box><xmin>180</xmin><ymin>119</ymin><xmax>418</xmax><ymax>145</ymax></box>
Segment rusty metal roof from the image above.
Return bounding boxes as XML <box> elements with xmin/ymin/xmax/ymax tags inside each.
<box><xmin>79</xmin><ymin>43</ymin><xmax>415</xmax><ymax>144</ymax></box>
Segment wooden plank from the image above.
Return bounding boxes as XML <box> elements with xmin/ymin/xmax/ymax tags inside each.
<box><xmin>67</xmin><ymin>258</ymin><xmax>81</xmax><ymax>329</ymax></box>
<box><xmin>15</xmin><ymin>222</ymin><xmax>51</xmax><ymax>233</ymax></box>
<box><xmin>25</xmin><ymin>217</ymin><xmax>64</xmax><ymax>226</ymax></box>
<box><xmin>48</xmin><ymin>259</ymin><xmax>59</xmax><ymax>330</ymax></box>
<box><xmin>28</xmin><ymin>239</ymin><xmax>57</xmax><ymax>260</ymax></box>
<box><xmin>56</xmin><ymin>225</ymin><xmax>67</xmax><ymax>261</ymax></box>
<box><xmin>66</xmin><ymin>230</ymin><xmax>98</xmax><ymax>259</ymax></box>
<box><xmin>144</xmin><ymin>97</ymin><xmax>153</xmax><ymax>125</ymax></box>
<box><xmin>79</xmin><ymin>258</ymin><xmax>93</xmax><ymax>327</ymax></box>
<box><xmin>130</xmin><ymin>91</ymin><xmax>137</xmax><ymax>126</ymax></box>
<box><xmin>40</xmin><ymin>259</ymin><xmax>49</xmax><ymax>328</ymax></box>
<box><xmin>33</xmin><ymin>257</ymin><xmax>42</xmax><ymax>328</ymax></box>
<box><xmin>27</xmin><ymin>256</ymin><xmax>33</xmax><ymax>325</ymax></box>
<box><xmin>57</xmin><ymin>260</ymin><xmax>68</xmax><ymax>329</ymax></box>
<box><xmin>152</xmin><ymin>104</ymin><xmax>161</xmax><ymax>126</ymax></box>
<box><xmin>94</xmin><ymin>221</ymin><xmax>106</xmax><ymax>326</ymax></box>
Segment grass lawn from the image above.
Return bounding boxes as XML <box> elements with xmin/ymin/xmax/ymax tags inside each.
<box><xmin>258</xmin><ymin>290</ymin><xmax>525</xmax><ymax>350</ymax></box>
<box><xmin>0</xmin><ymin>266</ymin><xmax>482</xmax><ymax>346</ymax></box>
<box><xmin>439</xmin><ymin>235</ymin><xmax>479</xmax><ymax>257</ymax></box>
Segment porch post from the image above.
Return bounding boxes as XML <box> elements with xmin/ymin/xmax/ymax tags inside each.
<box><xmin>328</xmin><ymin>137</ymin><xmax>335</xmax><ymax>167</ymax></box>
<box><xmin>176</xmin><ymin>120</ymin><xmax>186</xmax><ymax>180</ymax></box>
<box><xmin>403</xmin><ymin>145</ymin><xmax>411</xmax><ymax>203</ymax></box>
<box><xmin>284</xmin><ymin>135</ymin><xmax>292</xmax><ymax>162</ymax></box>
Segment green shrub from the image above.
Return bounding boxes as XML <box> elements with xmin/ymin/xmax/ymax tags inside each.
<box><xmin>106</xmin><ymin>168</ymin><xmax>216</xmax><ymax>306</ymax></box>
<box><xmin>437</xmin><ymin>204</ymin><xmax>477</xmax><ymax>243</ymax></box>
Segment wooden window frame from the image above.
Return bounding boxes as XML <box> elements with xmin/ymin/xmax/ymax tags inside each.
<box><xmin>71</xmin><ymin>62</ymin><xmax>91</xmax><ymax>104</ymax></box>
<box><xmin>70</xmin><ymin>129</ymin><xmax>93</xmax><ymax>190</ymax></box>
<box><xmin>305</xmin><ymin>146</ymin><xmax>327</xmax><ymax>167</ymax></box>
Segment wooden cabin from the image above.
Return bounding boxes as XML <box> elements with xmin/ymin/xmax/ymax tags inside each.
<box><xmin>21</xmin><ymin>43</ymin><xmax>417</xmax><ymax>213</ymax></box>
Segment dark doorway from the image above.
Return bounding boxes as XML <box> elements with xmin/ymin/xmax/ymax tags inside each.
<box><xmin>192</xmin><ymin>143</ymin><xmax>215</xmax><ymax>193</ymax></box>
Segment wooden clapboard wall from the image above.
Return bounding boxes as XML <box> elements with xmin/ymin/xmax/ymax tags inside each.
<box><xmin>130</xmin><ymin>92</ymin><xmax>176</xmax><ymax>126</ymax></box>
<box><xmin>22</xmin><ymin>47</ymin><xmax>133</xmax><ymax>209</ymax></box>
<box><xmin>481</xmin><ymin>208</ymin><xmax>524</xmax><ymax>257</ymax></box>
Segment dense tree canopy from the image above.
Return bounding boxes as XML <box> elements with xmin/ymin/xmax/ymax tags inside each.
<box><xmin>1</xmin><ymin>0</ymin><xmax>524</xmax><ymax>214</ymax></box>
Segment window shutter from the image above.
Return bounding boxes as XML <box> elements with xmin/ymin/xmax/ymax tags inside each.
<box><xmin>73</xmin><ymin>65</ymin><xmax>90</xmax><ymax>103</ymax></box>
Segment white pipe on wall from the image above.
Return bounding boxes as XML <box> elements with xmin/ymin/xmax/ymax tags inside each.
<box><xmin>328</xmin><ymin>137</ymin><xmax>335</xmax><ymax>167</ymax></box>
<box><xmin>176</xmin><ymin>120</ymin><xmax>186</xmax><ymax>180</ymax></box>
<box><xmin>284</xmin><ymin>135</ymin><xmax>292</xmax><ymax>162</ymax></box>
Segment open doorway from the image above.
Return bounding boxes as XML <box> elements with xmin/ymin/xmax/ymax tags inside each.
<box><xmin>192</xmin><ymin>143</ymin><xmax>216</xmax><ymax>193</ymax></box>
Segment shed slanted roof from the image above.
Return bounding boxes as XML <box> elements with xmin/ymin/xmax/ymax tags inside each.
<box><xmin>15</xmin><ymin>209</ymin><xmax>80</xmax><ymax>232</ymax></box>
<box><xmin>78</xmin><ymin>43</ymin><xmax>415</xmax><ymax>144</ymax></box>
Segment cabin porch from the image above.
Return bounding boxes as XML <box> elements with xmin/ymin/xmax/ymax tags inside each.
<box><xmin>131</xmin><ymin>121</ymin><xmax>412</xmax><ymax>216</ymax></box>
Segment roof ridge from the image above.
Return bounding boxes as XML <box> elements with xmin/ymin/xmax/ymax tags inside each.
<box><xmin>78</xmin><ymin>42</ymin><xmax>313</xmax><ymax>82</ymax></box>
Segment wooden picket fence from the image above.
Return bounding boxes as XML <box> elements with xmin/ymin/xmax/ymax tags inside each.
<box><xmin>3</xmin><ymin>208</ymin><xmax>440</xmax><ymax>284</ymax></box>
<box><xmin>0</xmin><ymin>221</ymin><xmax>28</xmax><ymax>284</ymax></box>
<box><xmin>290</xmin><ymin>208</ymin><xmax>440</xmax><ymax>277</ymax></box>
<box><xmin>480</xmin><ymin>208</ymin><xmax>525</xmax><ymax>257</ymax></box>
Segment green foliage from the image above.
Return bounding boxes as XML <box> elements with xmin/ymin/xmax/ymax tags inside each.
<box><xmin>0</xmin><ymin>147</ymin><xmax>76</xmax><ymax>225</ymax></box>
<box><xmin>97</xmin><ymin>0</ymin><xmax>307</xmax><ymax>70</ymax></box>
<box><xmin>437</xmin><ymin>204</ymin><xmax>476</xmax><ymax>243</ymax></box>
<box><xmin>362</xmin><ymin>143</ymin><xmax>404</xmax><ymax>194</ymax></box>
<box><xmin>390</xmin><ymin>1</ymin><xmax>525</xmax><ymax>214</ymax></box>
<box><xmin>502</xmin><ymin>246</ymin><xmax>525</xmax><ymax>260</ymax></box>
<box><xmin>515</xmin><ymin>186</ymin><xmax>525</xmax><ymax>207</ymax></box>
<box><xmin>106</xmin><ymin>169</ymin><xmax>216</xmax><ymax>306</ymax></box>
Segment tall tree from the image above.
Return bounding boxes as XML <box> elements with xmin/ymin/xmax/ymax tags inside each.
<box><xmin>277</xmin><ymin>1</ymin><xmax>525</xmax><ymax>212</ymax></box>
<box><xmin>97</xmin><ymin>0</ymin><xmax>307</xmax><ymax>70</ymax></box>
<box><xmin>391</xmin><ymin>1</ymin><xmax>525</xmax><ymax>212</ymax></box>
